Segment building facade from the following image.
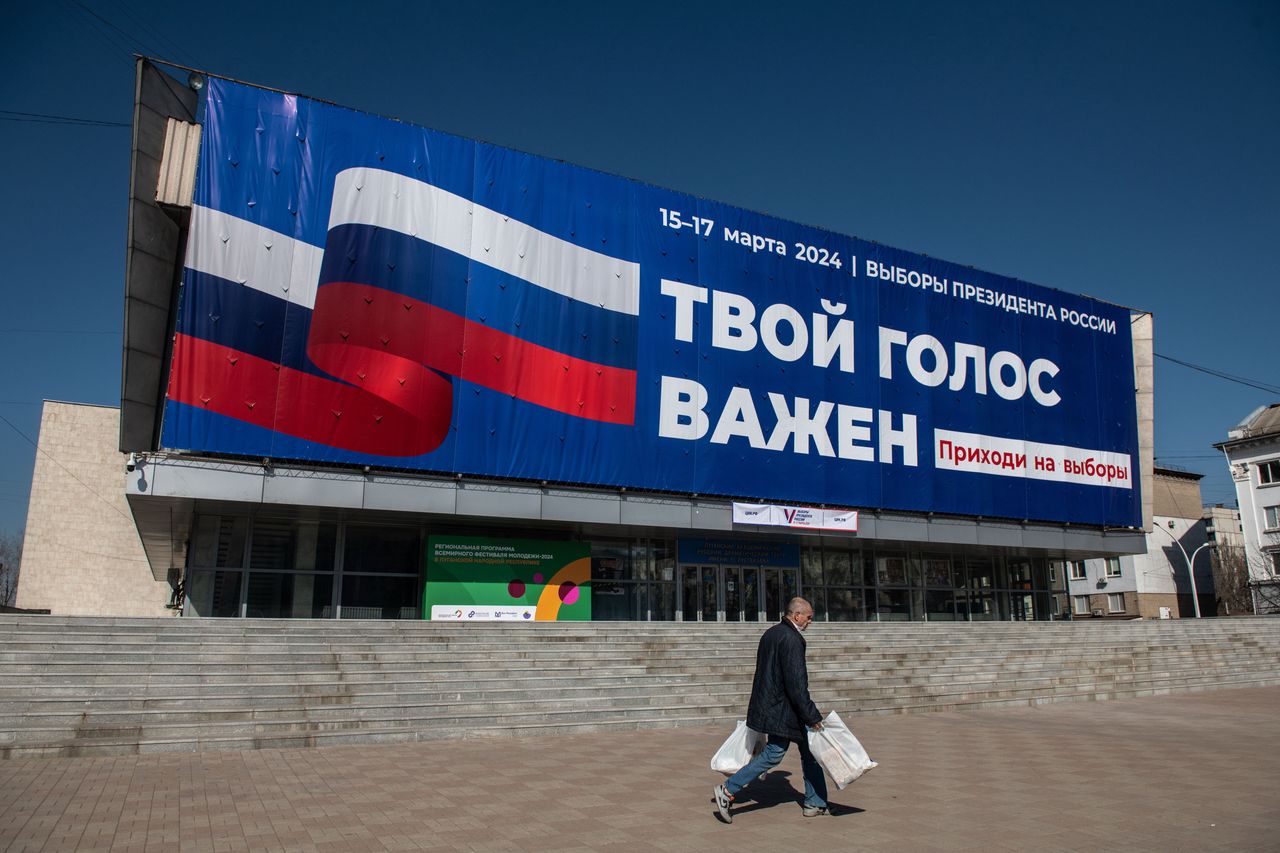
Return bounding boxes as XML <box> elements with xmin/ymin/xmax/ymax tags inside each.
<box><xmin>1065</xmin><ymin>467</ymin><xmax>1215</xmax><ymax>619</ymax></box>
<box><xmin>1204</xmin><ymin>504</ymin><xmax>1248</xmax><ymax>615</ymax></box>
<box><xmin>1215</xmin><ymin>404</ymin><xmax>1280</xmax><ymax>614</ymax></box>
<box><xmin>18</xmin><ymin>61</ymin><xmax>1156</xmax><ymax>622</ymax></box>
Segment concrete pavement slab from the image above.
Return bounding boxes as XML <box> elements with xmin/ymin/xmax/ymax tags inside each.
<box><xmin>1</xmin><ymin>687</ymin><xmax>1277</xmax><ymax>852</ymax></box>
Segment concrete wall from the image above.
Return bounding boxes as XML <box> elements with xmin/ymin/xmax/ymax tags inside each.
<box><xmin>1151</xmin><ymin>471</ymin><xmax>1203</xmax><ymax>519</ymax></box>
<box><xmin>16</xmin><ymin>402</ymin><xmax>171</xmax><ymax>616</ymax></box>
<box><xmin>1132</xmin><ymin>311</ymin><xmax>1154</xmax><ymax>532</ymax></box>
<box><xmin>1135</xmin><ymin>591</ymin><xmax>1180</xmax><ymax>619</ymax></box>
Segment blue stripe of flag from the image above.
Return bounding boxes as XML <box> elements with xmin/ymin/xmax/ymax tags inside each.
<box><xmin>318</xmin><ymin>223</ymin><xmax>638</xmax><ymax>370</ymax></box>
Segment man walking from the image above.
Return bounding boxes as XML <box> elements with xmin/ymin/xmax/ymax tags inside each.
<box><xmin>713</xmin><ymin>596</ymin><xmax>828</xmax><ymax>823</ymax></box>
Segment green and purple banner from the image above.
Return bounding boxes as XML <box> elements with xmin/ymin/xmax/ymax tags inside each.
<box><xmin>425</xmin><ymin>536</ymin><xmax>590</xmax><ymax>621</ymax></box>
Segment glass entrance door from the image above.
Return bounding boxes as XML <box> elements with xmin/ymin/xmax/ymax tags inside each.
<box><xmin>680</xmin><ymin>565</ymin><xmax>720</xmax><ymax>621</ymax></box>
<box><xmin>721</xmin><ymin>566</ymin><xmax>762</xmax><ymax>622</ymax></box>
<box><xmin>681</xmin><ymin>564</ymin><xmax>771</xmax><ymax>621</ymax></box>
<box><xmin>762</xmin><ymin>567</ymin><xmax>799</xmax><ymax>621</ymax></box>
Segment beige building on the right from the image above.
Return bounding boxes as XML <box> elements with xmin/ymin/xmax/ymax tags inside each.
<box><xmin>1065</xmin><ymin>467</ymin><xmax>1215</xmax><ymax>619</ymax></box>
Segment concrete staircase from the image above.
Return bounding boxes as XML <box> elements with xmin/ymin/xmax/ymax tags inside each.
<box><xmin>2</xmin><ymin>616</ymin><xmax>1278</xmax><ymax>758</ymax></box>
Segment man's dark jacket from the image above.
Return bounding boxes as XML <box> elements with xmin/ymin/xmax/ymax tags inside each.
<box><xmin>745</xmin><ymin>619</ymin><xmax>821</xmax><ymax>740</ymax></box>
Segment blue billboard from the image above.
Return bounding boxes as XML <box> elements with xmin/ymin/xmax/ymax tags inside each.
<box><xmin>161</xmin><ymin>77</ymin><xmax>1141</xmax><ymax>528</ymax></box>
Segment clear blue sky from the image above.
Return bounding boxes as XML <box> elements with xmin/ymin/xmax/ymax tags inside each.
<box><xmin>1</xmin><ymin>0</ymin><xmax>1276</xmax><ymax>538</ymax></box>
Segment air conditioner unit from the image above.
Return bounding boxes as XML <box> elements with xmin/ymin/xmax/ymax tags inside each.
<box><xmin>1091</xmin><ymin>608</ymin><xmax>1105</xmax><ymax>617</ymax></box>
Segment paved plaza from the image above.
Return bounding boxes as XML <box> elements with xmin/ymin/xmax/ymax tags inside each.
<box><xmin>1</xmin><ymin>686</ymin><xmax>1278</xmax><ymax>852</ymax></box>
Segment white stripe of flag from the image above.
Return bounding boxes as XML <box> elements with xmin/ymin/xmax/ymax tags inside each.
<box><xmin>330</xmin><ymin>167</ymin><xmax>640</xmax><ymax>316</ymax></box>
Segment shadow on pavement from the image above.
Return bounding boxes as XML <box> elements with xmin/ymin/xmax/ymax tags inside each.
<box><xmin>715</xmin><ymin>771</ymin><xmax>866</xmax><ymax>819</ymax></box>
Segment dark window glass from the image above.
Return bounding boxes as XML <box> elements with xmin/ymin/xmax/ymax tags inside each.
<box><xmin>251</xmin><ymin>520</ymin><xmax>336</xmax><ymax>572</ymax></box>
<box><xmin>1032</xmin><ymin>559</ymin><xmax>1050</xmax><ymax>591</ymax></box>
<box><xmin>925</xmin><ymin>589</ymin><xmax>959</xmax><ymax>621</ymax></box>
<box><xmin>343</xmin><ymin>526</ymin><xmax>421</xmax><ymax>575</ymax></box>
<box><xmin>923</xmin><ymin>555</ymin><xmax>953</xmax><ymax>587</ymax></box>
<box><xmin>859</xmin><ymin>552</ymin><xmax>876</xmax><ymax>586</ymax></box>
<box><xmin>191</xmin><ymin>515</ymin><xmax>248</xmax><ymax>569</ymax></box>
<box><xmin>591</xmin><ymin>541</ymin><xmax>633</xmax><ymax>581</ymax></box>
<box><xmin>877</xmin><ymin>553</ymin><xmax>909</xmax><ymax>586</ymax></box>
<box><xmin>807</xmin><ymin>587</ymin><xmax>827</xmax><ymax>621</ymax></box>
<box><xmin>826</xmin><ymin>588</ymin><xmax>866</xmax><ymax>622</ymax></box>
<box><xmin>246</xmin><ymin>572</ymin><xmax>333</xmax><ymax>618</ymax></box>
<box><xmin>650</xmin><ymin>583</ymin><xmax>676</xmax><ymax>620</ymax></box>
<box><xmin>967</xmin><ymin>557</ymin><xmax>995</xmax><ymax>589</ymax></box>
<box><xmin>969</xmin><ymin>591</ymin><xmax>996</xmax><ymax>621</ymax></box>
<box><xmin>592</xmin><ymin>581</ymin><xmax>644</xmax><ymax>620</ymax></box>
<box><xmin>875</xmin><ymin>588</ymin><xmax>912</xmax><ymax>621</ymax></box>
<box><xmin>824</xmin><ymin>550</ymin><xmax>854</xmax><ymax>585</ymax></box>
<box><xmin>653</xmin><ymin>541</ymin><xmax>676</xmax><ymax>582</ymax></box>
<box><xmin>802</xmin><ymin>548</ymin><xmax>824</xmax><ymax>587</ymax></box>
<box><xmin>186</xmin><ymin>570</ymin><xmax>241</xmax><ymax>617</ymax></box>
<box><xmin>630</xmin><ymin>542</ymin><xmax>655</xmax><ymax>580</ymax></box>
<box><xmin>1006</xmin><ymin>558</ymin><xmax>1033</xmax><ymax>586</ymax></box>
<box><xmin>1009</xmin><ymin>592</ymin><xmax>1035</xmax><ymax>621</ymax></box>
<box><xmin>341</xmin><ymin>575</ymin><xmax>418</xmax><ymax>619</ymax></box>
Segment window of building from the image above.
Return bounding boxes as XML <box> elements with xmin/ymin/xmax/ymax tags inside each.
<box><xmin>1105</xmin><ymin>557</ymin><xmax>1122</xmax><ymax>578</ymax></box>
<box><xmin>1070</xmin><ymin>561</ymin><xmax>1087</xmax><ymax>580</ymax></box>
<box><xmin>1072</xmin><ymin>596</ymin><xmax>1090</xmax><ymax>615</ymax></box>
<box><xmin>1264</xmin><ymin>506</ymin><xmax>1280</xmax><ymax>531</ymax></box>
<box><xmin>923</xmin><ymin>555</ymin><xmax>953</xmax><ymax>587</ymax></box>
<box><xmin>340</xmin><ymin>524</ymin><xmax>422</xmax><ymax>619</ymax></box>
<box><xmin>190</xmin><ymin>515</ymin><xmax>248</xmax><ymax>569</ymax></box>
<box><xmin>1107</xmin><ymin>592</ymin><xmax>1125</xmax><ymax>613</ymax></box>
<box><xmin>826</xmin><ymin>588</ymin><xmax>867</xmax><ymax>622</ymax></box>
<box><xmin>823</xmin><ymin>549</ymin><xmax>854</xmax><ymax>585</ymax></box>
<box><xmin>876</xmin><ymin>553</ymin><xmax>910</xmax><ymax>586</ymax></box>
<box><xmin>1259</xmin><ymin>460</ymin><xmax>1280</xmax><ymax>485</ymax></box>
<box><xmin>801</xmin><ymin>548</ymin><xmax>824</xmax><ymax>587</ymax></box>
<box><xmin>246</xmin><ymin>516</ymin><xmax>339</xmax><ymax>619</ymax></box>
<box><xmin>1005</xmin><ymin>559</ymin><xmax>1032</xmax><ymax>589</ymax></box>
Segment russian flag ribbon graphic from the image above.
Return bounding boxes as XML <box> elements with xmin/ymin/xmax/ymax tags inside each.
<box><xmin>167</xmin><ymin>168</ymin><xmax>640</xmax><ymax>457</ymax></box>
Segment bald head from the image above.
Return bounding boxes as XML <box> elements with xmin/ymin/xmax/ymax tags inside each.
<box><xmin>785</xmin><ymin>597</ymin><xmax>814</xmax><ymax>630</ymax></box>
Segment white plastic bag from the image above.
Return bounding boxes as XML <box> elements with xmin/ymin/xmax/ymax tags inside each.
<box><xmin>710</xmin><ymin>720</ymin><xmax>766</xmax><ymax>776</ymax></box>
<box><xmin>807</xmin><ymin>710</ymin><xmax>877</xmax><ymax>789</ymax></box>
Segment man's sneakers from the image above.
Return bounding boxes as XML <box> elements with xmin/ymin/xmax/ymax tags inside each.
<box><xmin>802</xmin><ymin>803</ymin><xmax>830</xmax><ymax>817</ymax></box>
<box><xmin>713</xmin><ymin>784</ymin><xmax>735</xmax><ymax>823</ymax></box>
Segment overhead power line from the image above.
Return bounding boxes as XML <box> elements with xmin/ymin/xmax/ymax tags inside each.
<box><xmin>61</xmin><ymin>0</ymin><xmax>136</xmax><ymax>68</ymax></box>
<box><xmin>0</xmin><ymin>110</ymin><xmax>128</xmax><ymax>128</ymax></box>
<box><xmin>0</xmin><ymin>413</ymin><xmax>136</xmax><ymax>526</ymax></box>
<box><xmin>72</xmin><ymin>0</ymin><xmax>155</xmax><ymax>56</ymax></box>
<box><xmin>0</xmin><ymin>327</ymin><xmax>119</xmax><ymax>334</ymax></box>
<box><xmin>107</xmin><ymin>0</ymin><xmax>202</xmax><ymax>68</ymax></box>
<box><xmin>1154</xmin><ymin>353</ymin><xmax>1280</xmax><ymax>396</ymax></box>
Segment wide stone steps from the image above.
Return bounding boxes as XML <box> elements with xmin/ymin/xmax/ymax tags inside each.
<box><xmin>0</xmin><ymin>646</ymin><xmax>1270</xmax><ymax>697</ymax></box>
<box><xmin>5</xmin><ymin>658</ymin><xmax>1278</xmax><ymax>735</ymax></box>
<box><xmin>6</xmin><ymin>669</ymin><xmax>1278</xmax><ymax>759</ymax></box>
<box><xmin>2</xmin><ymin>615</ymin><xmax>1279</xmax><ymax>757</ymax></box>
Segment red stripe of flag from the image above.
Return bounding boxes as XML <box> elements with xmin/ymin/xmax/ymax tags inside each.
<box><xmin>167</xmin><ymin>333</ymin><xmax>452</xmax><ymax>456</ymax></box>
<box><xmin>309</xmin><ymin>282</ymin><xmax>636</xmax><ymax>425</ymax></box>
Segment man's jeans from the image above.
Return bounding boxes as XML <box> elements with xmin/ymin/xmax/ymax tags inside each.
<box><xmin>723</xmin><ymin>732</ymin><xmax>828</xmax><ymax>809</ymax></box>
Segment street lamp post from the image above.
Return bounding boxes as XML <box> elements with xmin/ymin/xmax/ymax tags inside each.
<box><xmin>1155</xmin><ymin>524</ymin><xmax>1212</xmax><ymax>618</ymax></box>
